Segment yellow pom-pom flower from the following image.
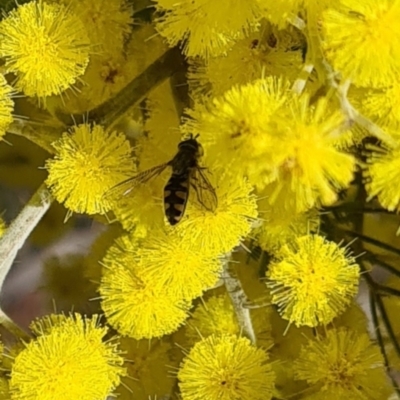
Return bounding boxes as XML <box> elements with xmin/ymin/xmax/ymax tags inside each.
<box><xmin>102</xmin><ymin>82</ymin><xmax>181</xmax><ymax>235</ymax></box>
<box><xmin>185</xmin><ymin>77</ymin><xmax>292</xmax><ymax>190</ymax></box>
<box><xmin>264</xmin><ymin>0</ymin><xmax>302</xmax><ymax>28</ymax></box>
<box><xmin>59</xmin><ymin>0</ymin><xmax>132</xmax><ymax>58</ymax></box>
<box><xmin>112</xmin><ymin>176</ymin><xmax>166</xmax><ymax>237</ymax></box>
<box><xmin>293</xmin><ymin>328</ymin><xmax>392</xmax><ymax>400</ymax></box>
<box><xmin>185</xmin><ymin>293</ymin><xmax>273</xmax><ymax>349</ymax></box>
<box><xmin>349</xmin><ymin>83</ymin><xmax>400</xmax><ymax>140</ymax></box>
<box><xmin>322</xmin><ymin>0</ymin><xmax>400</xmax><ymax>88</ymax></box>
<box><xmin>175</xmin><ymin>170</ymin><xmax>258</xmax><ymax>258</ymax></box>
<box><xmin>266</xmin><ymin>234</ymin><xmax>360</xmax><ymax>327</ymax></box>
<box><xmin>265</xmin><ymin>95</ymin><xmax>355</xmax><ymax>213</ymax></box>
<box><xmin>0</xmin><ymin>377</ymin><xmax>9</xmax><ymax>398</ymax></box>
<box><xmin>154</xmin><ymin>0</ymin><xmax>266</xmax><ymax>59</ymax></box>
<box><xmin>190</xmin><ymin>85</ymin><xmax>354</xmax><ymax>211</ymax></box>
<box><xmin>139</xmin><ymin>80</ymin><xmax>182</xmax><ymax>169</ymax></box>
<box><xmin>0</xmin><ymin>1</ymin><xmax>91</xmax><ymax>98</ymax></box>
<box><xmin>256</xmin><ymin>195</ymin><xmax>320</xmax><ymax>254</ymax></box>
<box><xmin>178</xmin><ymin>334</ymin><xmax>275</xmax><ymax>400</ymax></box>
<box><xmin>100</xmin><ymin>234</ymin><xmax>191</xmax><ymax>339</ymax></box>
<box><xmin>136</xmin><ymin>227</ymin><xmax>222</xmax><ymax>301</ymax></box>
<box><xmin>83</xmin><ymin>224</ymin><xmax>123</xmax><ymax>285</ymax></box>
<box><xmin>117</xmin><ymin>338</ymin><xmax>175</xmax><ymax>399</ymax></box>
<box><xmin>189</xmin><ymin>25</ymin><xmax>304</xmax><ymax>98</ymax></box>
<box><xmin>365</xmin><ymin>142</ymin><xmax>400</xmax><ymax>212</ymax></box>
<box><xmin>45</xmin><ymin>123</ymin><xmax>135</xmax><ymax>216</ymax></box>
<box><xmin>10</xmin><ymin>313</ymin><xmax>125</xmax><ymax>400</ymax></box>
<box><xmin>0</xmin><ymin>73</ymin><xmax>14</xmax><ymax>139</ymax></box>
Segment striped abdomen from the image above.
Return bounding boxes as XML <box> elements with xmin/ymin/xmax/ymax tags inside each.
<box><xmin>164</xmin><ymin>172</ymin><xmax>190</xmax><ymax>225</ymax></box>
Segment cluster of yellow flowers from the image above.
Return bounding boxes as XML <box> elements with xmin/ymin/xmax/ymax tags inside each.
<box><xmin>0</xmin><ymin>0</ymin><xmax>399</xmax><ymax>399</ymax></box>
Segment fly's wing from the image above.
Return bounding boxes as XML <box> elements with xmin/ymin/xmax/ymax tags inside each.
<box><xmin>190</xmin><ymin>167</ymin><xmax>218</xmax><ymax>211</ymax></box>
<box><xmin>104</xmin><ymin>163</ymin><xmax>169</xmax><ymax>200</ymax></box>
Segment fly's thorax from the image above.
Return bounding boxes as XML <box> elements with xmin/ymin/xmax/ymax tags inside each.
<box><xmin>170</xmin><ymin>146</ymin><xmax>200</xmax><ymax>175</ymax></box>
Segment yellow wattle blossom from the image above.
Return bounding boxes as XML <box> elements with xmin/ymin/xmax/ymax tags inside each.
<box><xmin>350</xmin><ymin>83</ymin><xmax>400</xmax><ymax>140</ymax></box>
<box><xmin>189</xmin><ymin>24</ymin><xmax>304</xmax><ymax>98</ymax></box>
<box><xmin>178</xmin><ymin>334</ymin><xmax>275</xmax><ymax>400</ymax></box>
<box><xmin>45</xmin><ymin>53</ymin><xmax>133</xmax><ymax>115</ymax></box>
<box><xmin>0</xmin><ymin>73</ymin><xmax>14</xmax><ymax>140</ymax></box>
<box><xmin>266</xmin><ymin>234</ymin><xmax>360</xmax><ymax>327</ymax></box>
<box><xmin>175</xmin><ymin>170</ymin><xmax>258</xmax><ymax>258</ymax></box>
<box><xmin>154</xmin><ymin>0</ymin><xmax>266</xmax><ymax>58</ymax></box>
<box><xmin>293</xmin><ymin>328</ymin><xmax>392</xmax><ymax>400</ymax></box>
<box><xmin>0</xmin><ymin>1</ymin><xmax>91</xmax><ymax>98</ymax></box>
<box><xmin>10</xmin><ymin>313</ymin><xmax>125</xmax><ymax>400</ymax></box>
<box><xmin>45</xmin><ymin>123</ymin><xmax>135</xmax><ymax>216</ymax></box>
<box><xmin>331</xmin><ymin>302</ymin><xmax>368</xmax><ymax>333</ymax></box>
<box><xmin>111</xmin><ymin>80</ymin><xmax>181</xmax><ymax>235</ymax></box>
<box><xmin>256</xmin><ymin>195</ymin><xmax>320</xmax><ymax>254</ymax></box>
<box><xmin>139</xmin><ymin>80</ymin><xmax>181</xmax><ymax>169</ymax></box>
<box><xmin>45</xmin><ymin>22</ymin><xmax>168</xmax><ymax>115</ymax></box>
<box><xmin>265</xmin><ymin>95</ymin><xmax>355</xmax><ymax>213</ymax></box>
<box><xmin>268</xmin><ymin>308</ymin><xmax>314</xmax><ymax>399</ymax></box>
<box><xmin>100</xmin><ymin>234</ymin><xmax>191</xmax><ymax>339</ymax></box>
<box><xmin>83</xmin><ymin>224</ymin><xmax>123</xmax><ymax>285</ymax></box>
<box><xmin>112</xmin><ymin>176</ymin><xmax>166</xmax><ymax>236</ymax></box>
<box><xmin>58</xmin><ymin>0</ymin><xmax>132</xmax><ymax>58</ymax></box>
<box><xmin>117</xmin><ymin>338</ymin><xmax>175</xmax><ymax>400</ymax></box>
<box><xmin>322</xmin><ymin>0</ymin><xmax>400</xmax><ymax>88</ymax></box>
<box><xmin>264</xmin><ymin>0</ymin><xmax>302</xmax><ymax>28</ymax></box>
<box><xmin>185</xmin><ymin>77</ymin><xmax>292</xmax><ymax>189</ymax></box>
<box><xmin>0</xmin><ymin>377</ymin><xmax>9</xmax><ymax>398</ymax></box>
<box><xmin>365</xmin><ymin>142</ymin><xmax>400</xmax><ymax>212</ymax></box>
<box><xmin>136</xmin><ymin>227</ymin><xmax>222</xmax><ymax>301</ymax></box>
<box><xmin>185</xmin><ymin>293</ymin><xmax>273</xmax><ymax>349</ymax></box>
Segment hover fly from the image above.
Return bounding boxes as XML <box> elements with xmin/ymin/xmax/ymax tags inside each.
<box><xmin>107</xmin><ymin>134</ymin><xmax>217</xmax><ymax>225</ymax></box>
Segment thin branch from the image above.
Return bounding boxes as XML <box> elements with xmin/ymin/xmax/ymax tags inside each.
<box><xmin>56</xmin><ymin>46</ymin><xmax>186</xmax><ymax>128</ymax></box>
<box><xmin>367</xmin><ymin>254</ymin><xmax>400</xmax><ymax>280</ymax></box>
<box><xmin>7</xmin><ymin>120</ymin><xmax>61</xmax><ymax>154</ymax></box>
<box><xmin>222</xmin><ymin>262</ymin><xmax>256</xmax><ymax>344</ymax></box>
<box><xmin>323</xmin><ymin>61</ymin><xmax>396</xmax><ymax>146</ymax></box>
<box><xmin>361</xmin><ymin>263</ymin><xmax>400</xmax><ymax>360</ymax></box>
<box><xmin>0</xmin><ymin>182</ymin><xmax>53</xmax><ymax>338</ymax></box>
<box><xmin>338</xmin><ymin>229</ymin><xmax>400</xmax><ymax>258</ymax></box>
<box><xmin>375</xmin><ymin>294</ymin><xmax>400</xmax><ymax>359</ymax></box>
<box><xmin>0</xmin><ymin>309</ymin><xmax>30</xmax><ymax>340</ymax></box>
<box><xmin>292</xmin><ymin>63</ymin><xmax>314</xmax><ymax>95</ymax></box>
<box><xmin>369</xmin><ymin>291</ymin><xmax>400</xmax><ymax>397</ymax></box>
<box><xmin>169</xmin><ymin>56</ymin><xmax>191</xmax><ymax>119</ymax></box>
<box><xmin>323</xmin><ymin>205</ymin><xmax>394</xmax><ymax>215</ymax></box>
<box><xmin>376</xmin><ymin>284</ymin><xmax>400</xmax><ymax>298</ymax></box>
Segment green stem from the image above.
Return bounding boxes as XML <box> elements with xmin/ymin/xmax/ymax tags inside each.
<box><xmin>7</xmin><ymin>120</ymin><xmax>60</xmax><ymax>154</ymax></box>
<box><xmin>56</xmin><ymin>46</ymin><xmax>186</xmax><ymax>128</ymax></box>
<box><xmin>169</xmin><ymin>56</ymin><xmax>191</xmax><ymax>119</ymax></box>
